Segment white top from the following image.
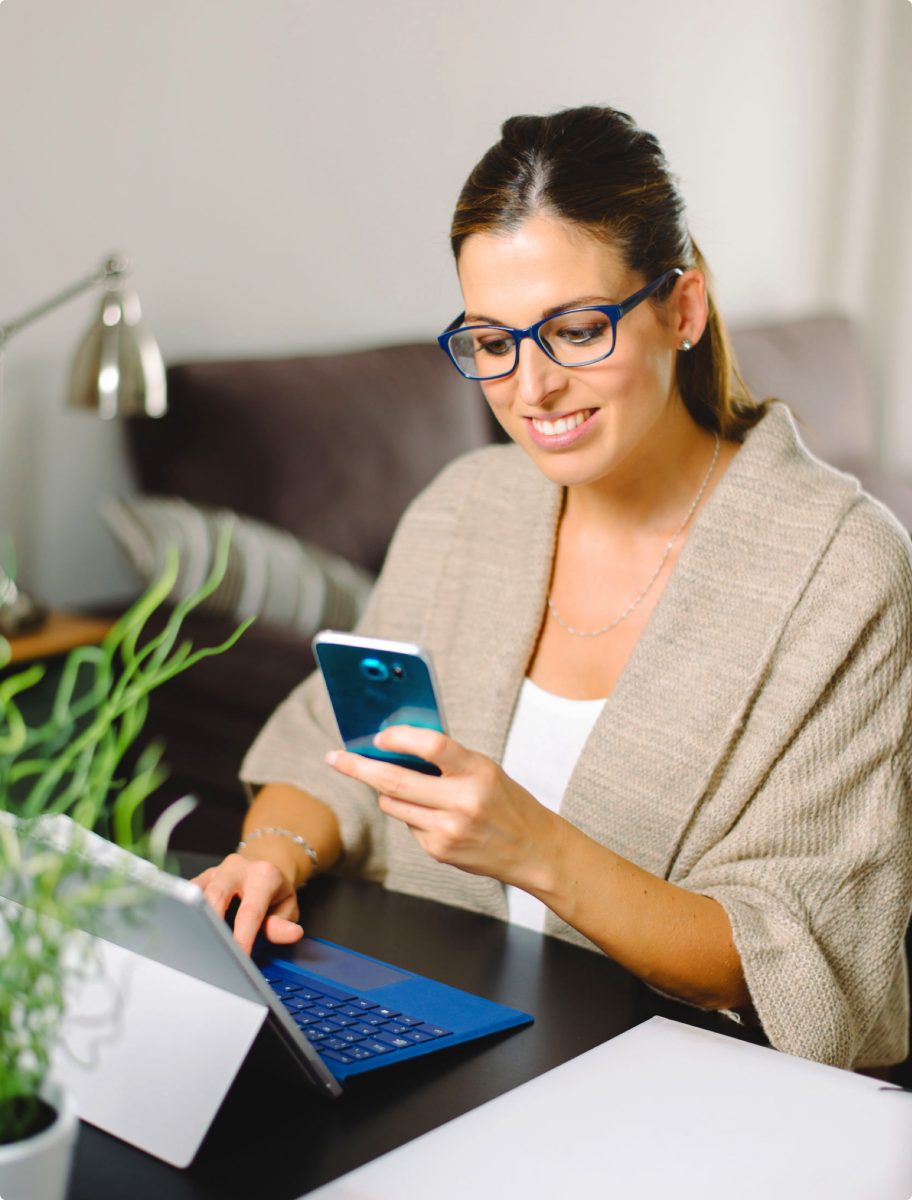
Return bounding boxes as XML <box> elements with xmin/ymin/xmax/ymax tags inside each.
<box><xmin>500</xmin><ymin>677</ymin><xmax>606</xmax><ymax>932</ymax></box>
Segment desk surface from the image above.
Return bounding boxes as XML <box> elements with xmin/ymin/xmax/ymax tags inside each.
<box><xmin>66</xmin><ymin>871</ymin><xmax>767</xmax><ymax>1200</ymax></box>
<box><xmin>5</xmin><ymin>610</ymin><xmax>114</xmax><ymax>663</ymax></box>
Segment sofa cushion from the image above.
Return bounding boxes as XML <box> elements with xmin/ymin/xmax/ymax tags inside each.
<box><xmin>102</xmin><ymin>494</ymin><xmax>374</xmax><ymax>636</ymax></box>
<box><xmin>730</xmin><ymin>315</ymin><xmax>875</xmax><ymax>466</ymax></box>
<box><xmin>126</xmin><ymin>342</ymin><xmax>496</xmax><ymax>574</ymax></box>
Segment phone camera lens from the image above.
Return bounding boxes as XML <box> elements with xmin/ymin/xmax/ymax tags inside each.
<box><xmin>392</xmin><ymin>664</ymin><xmax>404</xmax><ymax>680</ymax></box>
<box><xmin>359</xmin><ymin>657</ymin><xmax>390</xmax><ymax>682</ymax></box>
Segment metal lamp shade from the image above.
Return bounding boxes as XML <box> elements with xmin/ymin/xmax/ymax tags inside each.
<box><xmin>68</xmin><ymin>285</ymin><xmax>167</xmax><ymax>419</ymax></box>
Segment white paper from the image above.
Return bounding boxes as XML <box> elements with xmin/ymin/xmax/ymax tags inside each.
<box><xmin>306</xmin><ymin>1017</ymin><xmax>912</xmax><ymax>1200</ymax></box>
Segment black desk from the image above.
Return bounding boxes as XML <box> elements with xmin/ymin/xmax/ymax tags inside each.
<box><xmin>67</xmin><ymin>872</ymin><xmax>765</xmax><ymax>1200</ymax></box>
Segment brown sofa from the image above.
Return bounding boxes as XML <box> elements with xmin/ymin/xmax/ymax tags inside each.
<box><xmin>118</xmin><ymin>317</ymin><xmax>912</xmax><ymax>855</ymax></box>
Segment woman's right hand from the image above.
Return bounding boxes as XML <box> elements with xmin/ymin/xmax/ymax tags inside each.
<box><xmin>192</xmin><ymin>853</ymin><xmax>305</xmax><ymax>955</ymax></box>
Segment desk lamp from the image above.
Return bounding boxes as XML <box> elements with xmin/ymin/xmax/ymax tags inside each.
<box><xmin>0</xmin><ymin>253</ymin><xmax>166</xmax><ymax>636</ymax></box>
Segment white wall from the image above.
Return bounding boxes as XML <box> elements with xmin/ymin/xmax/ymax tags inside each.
<box><xmin>0</xmin><ymin>0</ymin><xmax>906</xmax><ymax>607</ymax></box>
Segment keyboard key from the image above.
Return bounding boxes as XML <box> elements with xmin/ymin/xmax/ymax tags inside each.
<box><xmin>332</xmin><ymin>1016</ymin><xmax>357</xmax><ymax>1028</ymax></box>
<box><xmin>402</xmin><ymin>1029</ymin><xmax>434</xmax><ymax>1043</ymax></box>
<box><xmin>352</xmin><ymin>998</ymin><xmax>378</xmax><ymax>1010</ymax></box>
<box><xmin>397</xmin><ymin>1015</ymin><xmax>422</xmax><ymax>1027</ymax></box>
<box><xmin>338</xmin><ymin>1031</ymin><xmax>364</xmax><ymax>1044</ymax></box>
<box><xmin>320</xmin><ymin>1048</ymin><xmax>354</xmax><ymax>1065</ymax></box>
<box><xmin>323</xmin><ymin>1037</ymin><xmax>349</xmax><ymax>1051</ymax></box>
<box><xmin>308</xmin><ymin>1008</ymin><xmax>334</xmax><ymax>1020</ymax></box>
<box><xmin>384</xmin><ymin>1023</ymin><xmax>407</xmax><ymax>1035</ymax></box>
<box><xmin>303</xmin><ymin>981</ymin><xmax>355</xmax><ymax>1003</ymax></box>
<box><xmin>416</xmin><ymin>1024</ymin><xmax>452</xmax><ymax>1038</ymax></box>
<box><xmin>352</xmin><ymin>1022</ymin><xmax>380</xmax><ymax>1037</ymax></box>
<box><xmin>276</xmin><ymin>982</ymin><xmax>302</xmax><ymax>994</ymax></box>
<box><xmin>360</xmin><ymin>1013</ymin><xmax>388</xmax><ymax>1026</ymax></box>
<box><xmin>359</xmin><ymin>1039</ymin><xmax>393</xmax><ymax>1055</ymax></box>
<box><xmin>375</xmin><ymin>1007</ymin><xmax>400</xmax><ymax>1019</ymax></box>
<box><xmin>315</xmin><ymin>1021</ymin><xmax>343</xmax><ymax>1035</ymax></box>
<box><xmin>348</xmin><ymin>1046</ymin><xmax>374</xmax><ymax>1060</ymax></box>
<box><xmin>339</xmin><ymin>1005</ymin><xmax>365</xmax><ymax>1019</ymax></box>
<box><xmin>306</xmin><ymin>1030</ymin><xmax>326</xmax><ymax>1042</ymax></box>
<box><xmin>320</xmin><ymin>998</ymin><xmax>344</xmax><ymax>1009</ymax></box>
<box><xmin>373</xmin><ymin>1032</ymin><xmax>412</xmax><ymax>1050</ymax></box>
<box><xmin>294</xmin><ymin>1014</ymin><xmax>319</xmax><ymax>1027</ymax></box>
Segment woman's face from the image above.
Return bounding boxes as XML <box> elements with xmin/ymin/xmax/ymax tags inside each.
<box><xmin>456</xmin><ymin>213</ymin><xmax>705</xmax><ymax>490</ymax></box>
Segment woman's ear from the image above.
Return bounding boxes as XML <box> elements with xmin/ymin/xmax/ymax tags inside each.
<box><xmin>673</xmin><ymin>269</ymin><xmax>709</xmax><ymax>347</ymax></box>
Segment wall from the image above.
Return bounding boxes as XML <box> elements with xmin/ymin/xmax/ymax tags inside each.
<box><xmin>0</xmin><ymin>0</ymin><xmax>905</xmax><ymax>607</ymax></box>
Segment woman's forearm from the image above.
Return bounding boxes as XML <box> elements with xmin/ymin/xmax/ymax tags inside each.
<box><xmin>240</xmin><ymin>782</ymin><xmax>343</xmax><ymax>889</ymax></box>
<box><xmin>533</xmin><ymin>815</ymin><xmax>750</xmax><ymax>1010</ymax></box>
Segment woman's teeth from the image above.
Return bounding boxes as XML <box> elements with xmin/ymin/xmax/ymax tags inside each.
<box><xmin>531</xmin><ymin>409</ymin><xmax>593</xmax><ymax>436</ymax></box>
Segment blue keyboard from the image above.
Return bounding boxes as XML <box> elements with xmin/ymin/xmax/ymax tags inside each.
<box><xmin>261</xmin><ymin>960</ymin><xmax>452</xmax><ymax>1071</ymax></box>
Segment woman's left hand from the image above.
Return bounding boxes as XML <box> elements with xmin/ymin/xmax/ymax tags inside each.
<box><xmin>324</xmin><ymin>726</ymin><xmax>561</xmax><ymax>891</ymax></box>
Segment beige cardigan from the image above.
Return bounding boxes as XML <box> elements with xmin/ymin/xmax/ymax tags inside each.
<box><xmin>242</xmin><ymin>404</ymin><xmax>912</xmax><ymax>1070</ymax></box>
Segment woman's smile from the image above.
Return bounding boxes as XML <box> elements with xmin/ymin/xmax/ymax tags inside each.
<box><xmin>526</xmin><ymin>407</ymin><xmax>599</xmax><ymax>449</ymax></box>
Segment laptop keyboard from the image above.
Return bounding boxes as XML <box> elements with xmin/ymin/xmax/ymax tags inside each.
<box><xmin>261</xmin><ymin>962</ymin><xmax>452</xmax><ymax>1069</ymax></box>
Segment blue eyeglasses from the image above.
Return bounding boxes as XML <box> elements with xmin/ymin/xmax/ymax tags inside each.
<box><xmin>437</xmin><ymin>267</ymin><xmax>683</xmax><ymax>381</ymax></box>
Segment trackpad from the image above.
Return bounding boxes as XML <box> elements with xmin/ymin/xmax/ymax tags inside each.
<box><xmin>292</xmin><ymin>938</ymin><xmax>410</xmax><ymax>991</ymax></box>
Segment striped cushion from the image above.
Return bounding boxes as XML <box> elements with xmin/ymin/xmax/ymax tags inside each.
<box><xmin>102</xmin><ymin>495</ymin><xmax>374</xmax><ymax>635</ymax></box>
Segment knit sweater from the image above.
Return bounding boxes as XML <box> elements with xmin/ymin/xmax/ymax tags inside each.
<box><xmin>241</xmin><ymin>403</ymin><xmax>912</xmax><ymax>1070</ymax></box>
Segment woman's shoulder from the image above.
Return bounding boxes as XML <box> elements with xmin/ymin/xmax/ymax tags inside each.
<box><xmin>397</xmin><ymin>441</ymin><xmax>543</xmax><ymax>529</ymax></box>
<box><xmin>741</xmin><ymin>403</ymin><xmax>912</xmax><ymax>601</ymax></box>
<box><xmin>832</xmin><ymin>491</ymin><xmax>912</xmax><ymax>613</ymax></box>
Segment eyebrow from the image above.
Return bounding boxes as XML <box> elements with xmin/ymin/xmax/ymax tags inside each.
<box><xmin>463</xmin><ymin>295</ymin><xmax>614</xmax><ymax>326</ymax></box>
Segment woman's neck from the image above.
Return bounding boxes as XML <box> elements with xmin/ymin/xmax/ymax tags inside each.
<box><xmin>561</xmin><ymin>405</ymin><xmax>726</xmax><ymax>540</ymax></box>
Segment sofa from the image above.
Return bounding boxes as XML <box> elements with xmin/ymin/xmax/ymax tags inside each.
<box><xmin>113</xmin><ymin>316</ymin><xmax>912</xmax><ymax>857</ymax></box>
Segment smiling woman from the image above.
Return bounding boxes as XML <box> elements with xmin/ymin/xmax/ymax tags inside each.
<box><xmin>196</xmin><ymin>106</ymin><xmax>912</xmax><ymax>1075</ymax></box>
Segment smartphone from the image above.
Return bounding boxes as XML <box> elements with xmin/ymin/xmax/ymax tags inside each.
<box><xmin>312</xmin><ymin>631</ymin><xmax>448</xmax><ymax>776</ymax></box>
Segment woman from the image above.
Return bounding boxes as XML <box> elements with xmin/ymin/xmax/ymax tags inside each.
<box><xmin>194</xmin><ymin>106</ymin><xmax>912</xmax><ymax>1071</ymax></box>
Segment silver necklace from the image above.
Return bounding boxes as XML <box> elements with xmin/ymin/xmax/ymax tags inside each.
<box><xmin>547</xmin><ymin>433</ymin><xmax>721</xmax><ymax>638</ymax></box>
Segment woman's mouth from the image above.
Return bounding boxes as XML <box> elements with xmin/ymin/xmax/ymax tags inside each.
<box><xmin>527</xmin><ymin>408</ymin><xmax>598</xmax><ymax>448</ymax></box>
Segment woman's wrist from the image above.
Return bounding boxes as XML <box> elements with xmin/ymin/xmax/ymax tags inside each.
<box><xmin>236</xmin><ymin>830</ymin><xmax>318</xmax><ymax>889</ymax></box>
<box><xmin>514</xmin><ymin>808</ymin><xmax>573</xmax><ymax>904</ymax></box>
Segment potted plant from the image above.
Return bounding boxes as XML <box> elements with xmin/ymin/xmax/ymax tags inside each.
<box><xmin>0</xmin><ymin>533</ymin><xmax>250</xmax><ymax>1200</ymax></box>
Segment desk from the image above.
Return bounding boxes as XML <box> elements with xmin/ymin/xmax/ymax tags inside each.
<box><xmin>66</xmin><ymin>871</ymin><xmax>767</xmax><ymax>1200</ymax></box>
<box><xmin>4</xmin><ymin>610</ymin><xmax>114</xmax><ymax>664</ymax></box>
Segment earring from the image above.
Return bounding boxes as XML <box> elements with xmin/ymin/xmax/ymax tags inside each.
<box><xmin>679</xmin><ymin>338</ymin><xmax>693</xmax><ymax>352</ymax></box>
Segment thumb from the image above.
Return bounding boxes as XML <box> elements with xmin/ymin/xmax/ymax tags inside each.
<box><xmin>262</xmin><ymin>914</ymin><xmax>305</xmax><ymax>944</ymax></box>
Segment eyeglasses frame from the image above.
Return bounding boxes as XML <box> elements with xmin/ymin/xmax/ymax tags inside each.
<box><xmin>437</xmin><ymin>267</ymin><xmax>684</xmax><ymax>382</ymax></box>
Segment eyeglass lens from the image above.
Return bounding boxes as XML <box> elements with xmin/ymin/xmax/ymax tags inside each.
<box><xmin>447</xmin><ymin>309</ymin><xmax>617</xmax><ymax>380</ymax></box>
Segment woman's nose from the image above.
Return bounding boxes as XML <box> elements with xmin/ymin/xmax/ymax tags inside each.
<box><xmin>513</xmin><ymin>336</ymin><xmax>566</xmax><ymax>407</ymax></box>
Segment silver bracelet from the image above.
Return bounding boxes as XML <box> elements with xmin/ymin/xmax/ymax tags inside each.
<box><xmin>236</xmin><ymin>826</ymin><xmax>319</xmax><ymax>869</ymax></box>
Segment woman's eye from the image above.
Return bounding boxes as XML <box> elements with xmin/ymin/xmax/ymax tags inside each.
<box><xmin>477</xmin><ymin>335</ymin><xmax>513</xmax><ymax>357</ymax></box>
<box><xmin>557</xmin><ymin>322</ymin><xmax>609</xmax><ymax>345</ymax></box>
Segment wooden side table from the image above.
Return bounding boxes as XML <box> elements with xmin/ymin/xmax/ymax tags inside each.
<box><xmin>4</xmin><ymin>611</ymin><xmax>115</xmax><ymax>664</ymax></box>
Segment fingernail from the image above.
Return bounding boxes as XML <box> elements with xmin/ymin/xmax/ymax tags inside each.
<box><xmin>324</xmin><ymin>750</ymin><xmax>338</xmax><ymax>766</ymax></box>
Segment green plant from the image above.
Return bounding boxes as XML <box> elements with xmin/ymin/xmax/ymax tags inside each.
<box><xmin>0</xmin><ymin>531</ymin><xmax>251</xmax><ymax>1143</ymax></box>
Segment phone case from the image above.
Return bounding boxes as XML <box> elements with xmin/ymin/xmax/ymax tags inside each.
<box><xmin>312</xmin><ymin>632</ymin><xmax>447</xmax><ymax>775</ymax></box>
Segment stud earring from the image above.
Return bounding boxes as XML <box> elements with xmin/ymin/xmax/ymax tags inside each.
<box><xmin>679</xmin><ymin>338</ymin><xmax>693</xmax><ymax>352</ymax></box>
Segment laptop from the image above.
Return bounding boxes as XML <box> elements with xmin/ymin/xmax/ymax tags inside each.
<box><xmin>7</xmin><ymin>815</ymin><xmax>532</xmax><ymax>1167</ymax></box>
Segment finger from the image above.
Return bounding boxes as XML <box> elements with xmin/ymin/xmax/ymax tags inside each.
<box><xmin>190</xmin><ymin>867</ymin><xmax>216</xmax><ymax>890</ymax></box>
<box><xmin>262</xmin><ymin>914</ymin><xmax>305</xmax><ymax>944</ymax></box>
<box><xmin>325</xmin><ymin>748</ymin><xmax>439</xmax><ymax>805</ymax></box>
<box><xmin>199</xmin><ymin>856</ymin><xmax>248</xmax><ymax>919</ymax></box>
<box><xmin>232</xmin><ymin>866</ymin><xmax>292</xmax><ymax>954</ymax></box>
<box><xmin>372</xmin><ymin>726</ymin><xmax>469</xmax><ymax>775</ymax></box>
<box><xmin>377</xmin><ymin>792</ymin><xmax>439</xmax><ymax>832</ymax></box>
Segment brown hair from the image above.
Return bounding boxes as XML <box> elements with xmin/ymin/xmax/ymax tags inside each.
<box><xmin>451</xmin><ymin>106</ymin><xmax>767</xmax><ymax>441</ymax></box>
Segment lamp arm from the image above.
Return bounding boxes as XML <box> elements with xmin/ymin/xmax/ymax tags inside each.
<box><xmin>0</xmin><ymin>253</ymin><xmax>130</xmax><ymax>349</ymax></box>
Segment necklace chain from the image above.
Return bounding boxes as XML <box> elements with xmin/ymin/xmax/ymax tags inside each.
<box><xmin>547</xmin><ymin>433</ymin><xmax>721</xmax><ymax>638</ymax></box>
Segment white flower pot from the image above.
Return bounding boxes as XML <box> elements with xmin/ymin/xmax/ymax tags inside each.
<box><xmin>0</xmin><ymin>1081</ymin><xmax>79</xmax><ymax>1200</ymax></box>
